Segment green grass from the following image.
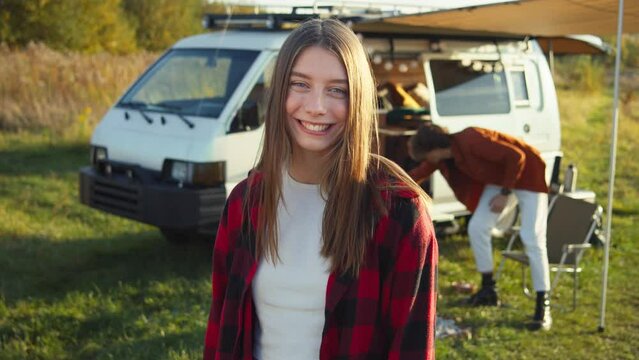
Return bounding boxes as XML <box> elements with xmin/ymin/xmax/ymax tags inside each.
<box><xmin>0</xmin><ymin>134</ymin><xmax>213</xmax><ymax>359</ymax></box>
<box><xmin>435</xmin><ymin>90</ymin><xmax>639</xmax><ymax>359</ymax></box>
<box><xmin>1</xmin><ymin>90</ymin><xmax>638</xmax><ymax>359</ymax></box>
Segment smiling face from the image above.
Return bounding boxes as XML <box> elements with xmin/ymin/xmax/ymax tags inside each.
<box><xmin>285</xmin><ymin>46</ymin><xmax>349</xmax><ymax>160</ymax></box>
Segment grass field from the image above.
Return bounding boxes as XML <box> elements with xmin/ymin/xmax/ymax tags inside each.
<box><xmin>1</xmin><ymin>89</ymin><xmax>638</xmax><ymax>359</ymax></box>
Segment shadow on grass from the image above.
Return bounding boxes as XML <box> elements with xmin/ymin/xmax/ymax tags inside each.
<box><xmin>0</xmin><ymin>227</ymin><xmax>218</xmax><ymax>358</ymax></box>
<box><xmin>75</xmin><ymin>329</ymin><xmax>206</xmax><ymax>359</ymax></box>
<box><xmin>0</xmin><ymin>230</ymin><xmax>213</xmax><ymax>304</ymax></box>
<box><xmin>0</xmin><ymin>142</ymin><xmax>89</xmax><ymax>177</ymax></box>
<box><xmin>612</xmin><ymin>207</ymin><xmax>639</xmax><ymax>216</ymax></box>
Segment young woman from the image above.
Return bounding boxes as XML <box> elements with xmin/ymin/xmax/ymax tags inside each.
<box><xmin>204</xmin><ymin>18</ymin><xmax>438</xmax><ymax>360</ymax></box>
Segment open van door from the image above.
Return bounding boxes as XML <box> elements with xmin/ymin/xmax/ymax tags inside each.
<box><xmin>424</xmin><ymin>52</ymin><xmax>520</xmax><ymax>216</ymax></box>
<box><xmin>507</xmin><ymin>58</ymin><xmax>556</xmax><ymax>153</ymax></box>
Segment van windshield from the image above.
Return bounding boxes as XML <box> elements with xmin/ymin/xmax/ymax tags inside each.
<box><xmin>118</xmin><ymin>49</ymin><xmax>259</xmax><ymax>118</ymax></box>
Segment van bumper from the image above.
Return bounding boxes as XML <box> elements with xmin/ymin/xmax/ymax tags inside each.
<box><xmin>79</xmin><ymin>164</ymin><xmax>226</xmax><ymax>233</ymax></box>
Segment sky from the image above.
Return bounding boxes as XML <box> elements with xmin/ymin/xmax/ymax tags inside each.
<box><xmin>220</xmin><ymin>0</ymin><xmax>511</xmax><ymax>14</ymax></box>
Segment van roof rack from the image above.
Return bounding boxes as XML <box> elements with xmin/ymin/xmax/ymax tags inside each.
<box><xmin>202</xmin><ymin>6</ymin><xmax>386</xmax><ymax>31</ymax></box>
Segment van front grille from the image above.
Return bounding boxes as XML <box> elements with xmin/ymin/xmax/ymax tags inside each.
<box><xmin>92</xmin><ymin>179</ymin><xmax>140</xmax><ymax>216</ymax></box>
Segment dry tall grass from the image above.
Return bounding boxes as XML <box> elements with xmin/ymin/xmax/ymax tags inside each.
<box><xmin>0</xmin><ymin>43</ymin><xmax>158</xmax><ymax>137</ymax></box>
<box><xmin>2</xmin><ymin>44</ymin><xmax>635</xmax><ymax>140</ymax></box>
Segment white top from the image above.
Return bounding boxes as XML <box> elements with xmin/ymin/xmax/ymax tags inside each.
<box><xmin>252</xmin><ymin>171</ymin><xmax>331</xmax><ymax>360</ymax></box>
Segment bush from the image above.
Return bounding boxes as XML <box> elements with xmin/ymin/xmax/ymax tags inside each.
<box><xmin>0</xmin><ymin>0</ymin><xmax>137</xmax><ymax>54</ymax></box>
<box><xmin>622</xmin><ymin>35</ymin><xmax>639</xmax><ymax>68</ymax></box>
<box><xmin>554</xmin><ymin>55</ymin><xmax>606</xmax><ymax>93</ymax></box>
<box><xmin>0</xmin><ymin>0</ymin><xmax>264</xmax><ymax>54</ymax></box>
<box><xmin>123</xmin><ymin>0</ymin><xmax>204</xmax><ymax>52</ymax></box>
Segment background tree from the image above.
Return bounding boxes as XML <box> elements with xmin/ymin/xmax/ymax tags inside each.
<box><xmin>0</xmin><ymin>0</ymin><xmax>137</xmax><ymax>53</ymax></box>
<box><xmin>0</xmin><ymin>0</ymin><xmax>268</xmax><ymax>53</ymax></box>
<box><xmin>123</xmin><ymin>0</ymin><xmax>203</xmax><ymax>52</ymax></box>
<box><xmin>622</xmin><ymin>34</ymin><xmax>639</xmax><ymax>68</ymax></box>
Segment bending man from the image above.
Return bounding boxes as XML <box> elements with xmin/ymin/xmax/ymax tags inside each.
<box><xmin>408</xmin><ymin>123</ymin><xmax>551</xmax><ymax>331</ymax></box>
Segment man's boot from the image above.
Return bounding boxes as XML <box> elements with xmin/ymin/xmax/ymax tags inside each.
<box><xmin>529</xmin><ymin>291</ymin><xmax>552</xmax><ymax>331</ymax></box>
<box><xmin>467</xmin><ymin>273</ymin><xmax>500</xmax><ymax>306</ymax></box>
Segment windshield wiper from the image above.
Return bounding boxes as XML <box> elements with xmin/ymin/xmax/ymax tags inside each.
<box><xmin>120</xmin><ymin>101</ymin><xmax>195</xmax><ymax>129</ymax></box>
<box><xmin>119</xmin><ymin>101</ymin><xmax>154</xmax><ymax>124</ymax></box>
<box><xmin>151</xmin><ymin>103</ymin><xmax>195</xmax><ymax>129</ymax></box>
<box><xmin>119</xmin><ymin>100</ymin><xmax>148</xmax><ymax>109</ymax></box>
<box><xmin>159</xmin><ymin>113</ymin><xmax>195</xmax><ymax>129</ymax></box>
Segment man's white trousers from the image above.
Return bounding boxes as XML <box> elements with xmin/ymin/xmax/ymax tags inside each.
<box><xmin>468</xmin><ymin>185</ymin><xmax>551</xmax><ymax>291</ymax></box>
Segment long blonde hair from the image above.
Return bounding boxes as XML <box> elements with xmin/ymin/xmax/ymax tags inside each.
<box><xmin>247</xmin><ymin>18</ymin><xmax>429</xmax><ymax>276</ymax></box>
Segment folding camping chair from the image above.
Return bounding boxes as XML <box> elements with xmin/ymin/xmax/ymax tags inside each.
<box><xmin>496</xmin><ymin>194</ymin><xmax>603</xmax><ymax>310</ymax></box>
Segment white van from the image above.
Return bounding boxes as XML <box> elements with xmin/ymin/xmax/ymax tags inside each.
<box><xmin>79</xmin><ymin>13</ymin><xmax>564</xmax><ymax>242</ymax></box>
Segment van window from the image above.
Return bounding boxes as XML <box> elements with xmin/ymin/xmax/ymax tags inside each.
<box><xmin>430</xmin><ymin>60</ymin><xmax>510</xmax><ymax>116</ymax></box>
<box><xmin>523</xmin><ymin>60</ymin><xmax>543</xmax><ymax>111</ymax></box>
<box><xmin>510</xmin><ymin>69</ymin><xmax>530</xmax><ymax>104</ymax></box>
<box><xmin>119</xmin><ymin>49</ymin><xmax>259</xmax><ymax>118</ymax></box>
<box><xmin>229</xmin><ymin>57</ymin><xmax>275</xmax><ymax>133</ymax></box>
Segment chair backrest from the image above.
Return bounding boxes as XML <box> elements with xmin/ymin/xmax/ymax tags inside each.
<box><xmin>546</xmin><ymin>195</ymin><xmax>601</xmax><ymax>265</ymax></box>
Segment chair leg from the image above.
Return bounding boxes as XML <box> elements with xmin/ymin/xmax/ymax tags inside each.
<box><xmin>495</xmin><ymin>231</ymin><xmax>519</xmax><ymax>282</ymax></box>
<box><xmin>495</xmin><ymin>257</ymin><xmax>506</xmax><ymax>281</ymax></box>
<box><xmin>573</xmin><ymin>265</ymin><xmax>578</xmax><ymax>311</ymax></box>
<box><xmin>551</xmin><ymin>264</ymin><xmax>567</xmax><ymax>291</ymax></box>
<box><xmin>551</xmin><ymin>269</ymin><xmax>564</xmax><ymax>309</ymax></box>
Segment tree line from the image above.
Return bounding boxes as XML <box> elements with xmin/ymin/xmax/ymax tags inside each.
<box><xmin>1</xmin><ymin>1</ymin><xmax>637</xmax><ymax>68</ymax></box>
<box><xmin>0</xmin><ymin>0</ymin><xmax>258</xmax><ymax>54</ymax></box>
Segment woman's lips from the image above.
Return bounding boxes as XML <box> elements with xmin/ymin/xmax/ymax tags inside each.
<box><xmin>297</xmin><ymin>119</ymin><xmax>334</xmax><ymax>134</ymax></box>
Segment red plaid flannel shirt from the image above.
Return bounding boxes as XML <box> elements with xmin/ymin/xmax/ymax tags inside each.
<box><xmin>204</xmin><ymin>172</ymin><xmax>438</xmax><ymax>360</ymax></box>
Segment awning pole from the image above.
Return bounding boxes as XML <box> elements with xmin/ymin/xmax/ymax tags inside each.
<box><xmin>599</xmin><ymin>0</ymin><xmax>624</xmax><ymax>333</ymax></box>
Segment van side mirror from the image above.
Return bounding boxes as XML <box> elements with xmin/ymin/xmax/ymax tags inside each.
<box><xmin>228</xmin><ymin>83</ymin><xmax>266</xmax><ymax>134</ymax></box>
<box><xmin>229</xmin><ymin>101</ymin><xmax>261</xmax><ymax>133</ymax></box>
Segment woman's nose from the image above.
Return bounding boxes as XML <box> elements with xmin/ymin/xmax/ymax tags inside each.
<box><xmin>304</xmin><ymin>90</ymin><xmax>327</xmax><ymax>116</ymax></box>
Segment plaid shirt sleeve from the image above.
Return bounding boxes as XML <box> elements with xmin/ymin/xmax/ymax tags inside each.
<box><xmin>386</xmin><ymin>196</ymin><xmax>438</xmax><ymax>360</ymax></box>
<box><xmin>203</xmin><ymin>198</ymin><xmax>229</xmax><ymax>359</ymax></box>
<box><xmin>203</xmin><ymin>180</ymin><xmax>246</xmax><ymax>360</ymax></box>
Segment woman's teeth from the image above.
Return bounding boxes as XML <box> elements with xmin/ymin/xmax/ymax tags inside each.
<box><xmin>300</xmin><ymin>120</ymin><xmax>331</xmax><ymax>132</ymax></box>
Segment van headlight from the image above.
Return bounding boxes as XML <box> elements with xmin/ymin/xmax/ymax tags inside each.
<box><xmin>162</xmin><ymin>160</ymin><xmax>226</xmax><ymax>187</ymax></box>
<box><xmin>90</xmin><ymin>145</ymin><xmax>108</xmax><ymax>165</ymax></box>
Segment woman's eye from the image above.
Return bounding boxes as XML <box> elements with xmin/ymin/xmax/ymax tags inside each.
<box><xmin>330</xmin><ymin>87</ymin><xmax>348</xmax><ymax>96</ymax></box>
<box><xmin>290</xmin><ymin>81</ymin><xmax>307</xmax><ymax>89</ymax></box>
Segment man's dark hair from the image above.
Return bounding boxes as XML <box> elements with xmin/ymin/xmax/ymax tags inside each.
<box><xmin>409</xmin><ymin>123</ymin><xmax>451</xmax><ymax>159</ymax></box>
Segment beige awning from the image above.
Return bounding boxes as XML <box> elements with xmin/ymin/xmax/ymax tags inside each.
<box><xmin>536</xmin><ymin>35</ymin><xmax>611</xmax><ymax>55</ymax></box>
<box><xmin>351</xmin><ymin>0</ymin><xmax>635</xmax><ymax>54</ymax></box>
<box><xmin>359</xmin><ymin>0</ymin><xmax>639</xmax><ymax>37</ymax></box>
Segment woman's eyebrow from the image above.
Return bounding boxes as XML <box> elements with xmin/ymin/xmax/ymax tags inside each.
<box><xmin>290</xmin><ymin>71</ymin><xmax>348</xmax><ymax>84</ymax></box>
